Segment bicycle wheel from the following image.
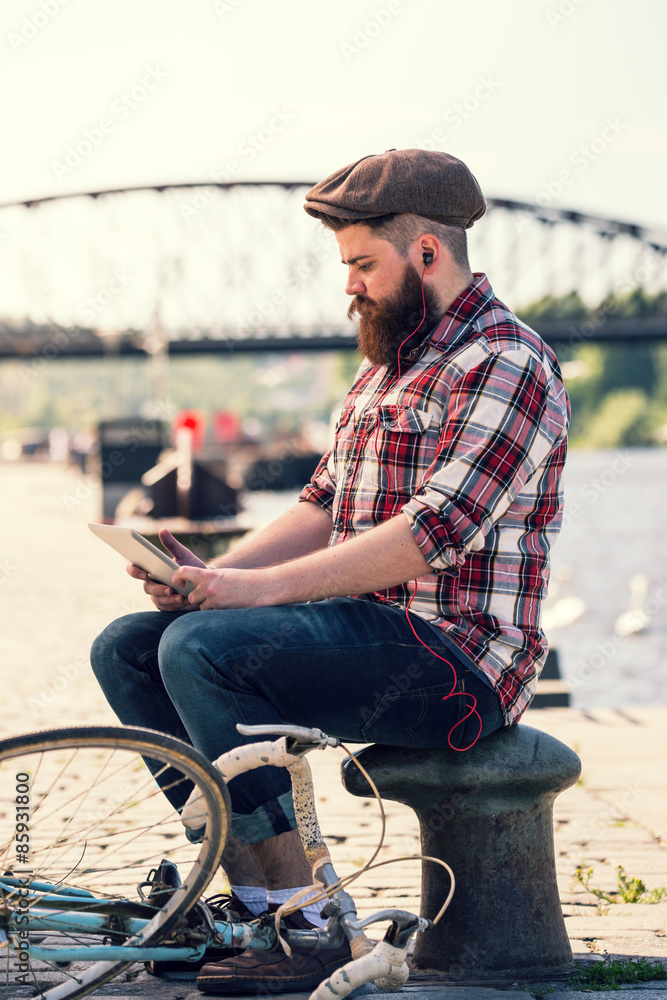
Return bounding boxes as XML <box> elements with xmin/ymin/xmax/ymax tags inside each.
<box><xmin>0</xmin><ymin>725</ymin><xmax>231</xmax><ymax>1000</ymax></box>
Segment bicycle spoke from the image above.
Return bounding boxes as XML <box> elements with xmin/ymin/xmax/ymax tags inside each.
<box><xmin>0</xmin><ymin>726</ymin><xmax>230</xmax><ymax>999</ymax></box>
<box><xmin>2</xmin><ymin>756</ymin><xmax>193</xmax><ymax>898</ymax></box>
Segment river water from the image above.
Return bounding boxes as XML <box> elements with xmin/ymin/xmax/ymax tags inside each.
<box><xmin>544</xmin><ymin>447</ymin><xmax>667</xmax><ymax>710</ymax></box>
<box><xmin>1</xmin><ymin>449</ymin><xmax>665</xmax><ymax>739</ymax></box>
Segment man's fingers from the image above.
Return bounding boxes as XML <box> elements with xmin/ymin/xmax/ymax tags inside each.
<box><xmin>173</xmin><ymin>566</ymin><xmax>211</xmax><ymax>606</ymax></box>
<box><xmin>149</xmin><ymin>582</ymin><xmax>178</xmax><ymax>597</ymax></box>
<box><xmin>127</xmin><ymin>564</ymin><xmax>170</xmax><ymax>591</ymax></box>
<box><xmin>159</xmin><ymin>529</ymin><xmax>205</xmax><ymax>568</ymax></box>
<box><xmin>174</xmin><ymin>565</ymin><xmax>219</xmax><ymax>589</ymax></box>
<box><xmin>126</xmin><ymin>562</ymin><xmax>147</xmax><ymax>580</ymax></box>
<box><xmin>155</xmin><ymin>593</ymin><xmax>189</xmax><ymax>610</ymax></box>
<box><xmin>174</xmin><ymin>565</ymin><xmax>206</xmax><ymax>584</ymax></box>
<box><xmin>125</xmin><ymin>559</ymin><xmax>193</xmax><ymax>610</ymax></box>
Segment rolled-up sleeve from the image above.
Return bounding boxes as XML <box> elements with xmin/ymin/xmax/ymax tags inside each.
<box><xmin>401</xmin><ymin>349</ymin><xmax>569</xmax><ymax>572</ymax></box>
<box><xmin>299</xmin><ymin>450</ymin><xmax>337</xmax><ymax>512</ymax></box>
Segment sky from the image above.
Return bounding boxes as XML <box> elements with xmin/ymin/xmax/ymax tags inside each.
<box><xmin>1</xmin><ymin>0</ymin><xmax>666</xmax><ymax>235</ymax></box>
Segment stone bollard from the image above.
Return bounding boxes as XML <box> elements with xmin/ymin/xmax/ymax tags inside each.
<box><xmin>341</xmin><ymin>725</ymin><xmax>581</xmax><ymax>981</ymax></box>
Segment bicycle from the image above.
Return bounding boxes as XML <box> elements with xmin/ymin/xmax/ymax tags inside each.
<box><xmin>0</xmin><ymin>722</ymin><xmax>454</xmax><ymax>1000</ymax></box>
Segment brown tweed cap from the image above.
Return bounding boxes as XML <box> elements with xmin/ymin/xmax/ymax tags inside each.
<box><xmin>304</xmin><ymin>149</ymin><xmax>486</xmax><ymax>229</ymax></box>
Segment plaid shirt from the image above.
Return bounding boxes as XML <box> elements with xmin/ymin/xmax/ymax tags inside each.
<box><xmin>300</xmin><ymin>274</ymin><xmax>570</xmax><ymax>725</ymax></box>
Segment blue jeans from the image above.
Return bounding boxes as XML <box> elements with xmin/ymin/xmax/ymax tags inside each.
<box><xmin>90</xmin><ymin>598</ymin><xmax>504</xmax><ymax>843</ymax></box>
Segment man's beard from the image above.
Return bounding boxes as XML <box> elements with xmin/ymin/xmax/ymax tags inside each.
<box><xmin>347</xmin><ymin>261</ymin><xmax>442</xmax><ymax>368</ymax></box>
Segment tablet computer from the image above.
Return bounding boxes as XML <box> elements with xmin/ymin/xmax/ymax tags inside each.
<box><xmin>88</xmin><ymin>523</ymin><xmax>196</xmax><ymax>597</ymax></box>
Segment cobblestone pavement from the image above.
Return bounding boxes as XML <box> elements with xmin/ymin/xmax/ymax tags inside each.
<box><xmin>1</xmin><ymin>463</ymin><xmax>666</xmax><ymax>996</ymax></box>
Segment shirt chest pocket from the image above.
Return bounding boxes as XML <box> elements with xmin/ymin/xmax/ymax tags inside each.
<box><xmin>360</xmin><ymin>404</ymin><xmax>434</xmax><ymax>495</ymax></box>
<box><xmin>332</xmin><ymin>404</ymin><xmax>357</xmax><ymax>464</ymax></box>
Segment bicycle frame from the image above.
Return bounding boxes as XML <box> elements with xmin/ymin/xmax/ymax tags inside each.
<box><xmin>2</xmin><ymin>877</ymin><xmax>423</xmax><ymax>968</ymax></box>
<box><xmin>0</xmin><ymin>723</ymin><xmax>439</xmax><ymax>1000</ymax></box>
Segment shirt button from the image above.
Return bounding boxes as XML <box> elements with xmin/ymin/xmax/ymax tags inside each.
<box><xmin>345</xmin><ymin>463</ymin><xmax>355</xmax><ymax>477</ymax></box>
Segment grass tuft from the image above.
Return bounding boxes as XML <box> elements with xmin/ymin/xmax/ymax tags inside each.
<box><xmin>575</xmin><ymin>864</ymin><xmax>667</xmax><ymax>904</ymax></box>
<box><xmin>568</xmin><ymin>956</ymin><xmax>667</xmax><ymax>990</ymax></box>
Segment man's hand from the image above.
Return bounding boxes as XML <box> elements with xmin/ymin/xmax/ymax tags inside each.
<box><xmin>172</xmin><ymin>512</ymin><xmax>433</xmax><ymax>610</ymax></box>
<box><xmin>127</xmin><ymin>529</ymin><xmax>206</xmax><ymax>612</ymax></box>
<box><xmin>172</xmin><ymin>565</ymin><xmax>274</xmax><ymax>610</ymax></box>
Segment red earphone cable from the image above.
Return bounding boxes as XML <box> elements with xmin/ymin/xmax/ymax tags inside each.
<box><xmin>373</xmin><ymin>263</ymin><xmax>482</xmax><ymax>751</ymax></box>
<box><xmin>396</xmin><ymin>263</ymin><xmax>428</xmax><ymax>381</ymax></box>
<box><xmin>404</xmin><ymin>585</ymin><xmax>482</xmax><ymax>752</ymax></box>
<box><xmin>372</xmin><ymin>264</ymin><xmax>429</xmax><ymax>481</ymax></box>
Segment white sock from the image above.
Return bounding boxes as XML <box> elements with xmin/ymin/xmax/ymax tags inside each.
<box><xmin>266</xmin><ymin>886</ymin><xmax>327</xmax><ymax>928</ymax></box>
<box><xmin>229</xmin><ymin>884</ymin><xmax>268</xmax><ymax>917</ymax></box>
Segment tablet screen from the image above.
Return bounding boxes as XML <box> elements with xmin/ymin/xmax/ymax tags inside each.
<box><xmin>88</xmin><ymin>523</ymin><xmax>196</xmax><ymax>597</ymax></box>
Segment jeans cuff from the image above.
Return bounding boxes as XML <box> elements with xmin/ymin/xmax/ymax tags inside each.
<box><xmin>231</xmin><ymin>790</ymin><xmax>296</xmax><ymax>844</ymax></box>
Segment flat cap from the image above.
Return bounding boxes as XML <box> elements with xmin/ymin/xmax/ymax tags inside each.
<box><xmin>304</xmin><ymin>149</ymin><xmax>486</xmax><ymax>229</ymax></box>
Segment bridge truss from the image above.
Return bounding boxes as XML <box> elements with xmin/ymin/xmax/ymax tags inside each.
<box><xmin>0</xmin><ymin>182</ymin><xmax>665</xmax><ymax>359</ymax></box>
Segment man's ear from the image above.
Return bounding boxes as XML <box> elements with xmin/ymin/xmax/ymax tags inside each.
<box><xmin>416</xmin><ymin>236</ymin><xmax>438</xmax><ymax>270</ymax></box>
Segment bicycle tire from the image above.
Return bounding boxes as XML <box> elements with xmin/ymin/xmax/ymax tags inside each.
<box><xmin>0</xmin><ymin>725</ymin><xmax>232</xmax><ymax>1000</ymax></box>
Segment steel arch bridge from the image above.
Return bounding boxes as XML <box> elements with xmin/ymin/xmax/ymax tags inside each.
<box><xmin>0</xmin><ymin>182</ymin><xmax>665</xmax><ymax>360</ymax></box>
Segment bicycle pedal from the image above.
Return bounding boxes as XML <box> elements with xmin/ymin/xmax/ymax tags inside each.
<box><xmin>138</xmin><ymin>859</ymin><xmax>183</xmax><ymax>906</ymax></box>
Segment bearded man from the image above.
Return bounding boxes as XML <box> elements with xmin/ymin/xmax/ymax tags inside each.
<box><xmin>91</xmin><ymin>149</ymin><xmax>570</xmax><ymax>994</ymax></box>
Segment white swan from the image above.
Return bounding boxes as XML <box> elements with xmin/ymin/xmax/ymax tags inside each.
<box><xmin>614</xmin><ymin>574</ymin><xmax>649</xmax><ymax>637</ymax></box>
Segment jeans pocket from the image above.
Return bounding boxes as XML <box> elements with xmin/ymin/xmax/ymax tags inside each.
<box><xmin>360</xmin><ymin>684</ymin><xmax>460</xmax><ymax>746</ymax></box>
<box><xmin>448</xmin><ymin>675</ymin><xmax>503</xmax><ymax>748</ymax></box>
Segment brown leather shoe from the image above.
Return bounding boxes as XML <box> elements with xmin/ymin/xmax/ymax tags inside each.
<box><xmin>196</xmin><ymin>910</ymin><xmax>352</xmax><ymax>995</ymax></box>
<box><xmin>146</xmin><ymin>893</ymin><xmax>257</xmax><ymax>978</ymax></box>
